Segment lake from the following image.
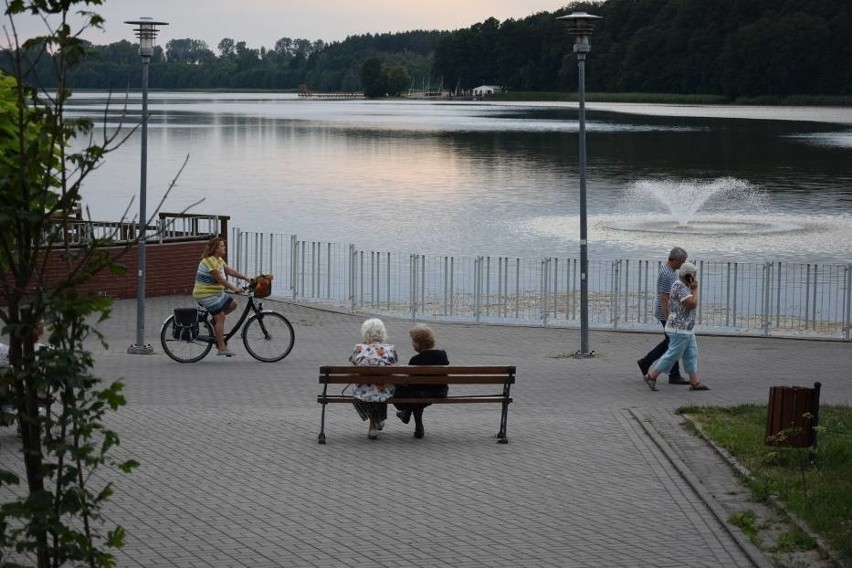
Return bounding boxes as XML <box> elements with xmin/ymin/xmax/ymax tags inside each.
<box><xmin>68</xmin><ymin>93</ymin><xmax>852</xmax><ymax>263</ymax></box>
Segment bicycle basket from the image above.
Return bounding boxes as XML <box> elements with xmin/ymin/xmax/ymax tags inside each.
<box><xmin>173</xmin><ymin>308</ymin><xmax>200</xmax><ymax>340</ymax></box>
<box><xmin>254</xmin><ymin>274</ymin><xmax>273</xmax><ymax>298</ymax></box>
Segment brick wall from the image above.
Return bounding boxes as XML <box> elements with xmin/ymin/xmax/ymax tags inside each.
<box><xmin>38</xmin><ymin>240</ymin><xmax>207</xmax><ymax>299</ymax></box>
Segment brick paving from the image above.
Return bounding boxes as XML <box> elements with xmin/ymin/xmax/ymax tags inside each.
<box><xmin>2</xmin><ymin>295</ymin><xmax>850</xmax><ymax>567</ymax></box>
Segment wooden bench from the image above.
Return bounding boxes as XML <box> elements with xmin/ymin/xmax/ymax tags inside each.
<box><xmin>317</xmin><ymin>365</ymin><xmax>515</xmax><ymax>444</ymax></box>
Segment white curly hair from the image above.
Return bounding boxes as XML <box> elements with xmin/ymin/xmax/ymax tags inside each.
<box><xmin>360</xmin><ymin>318</ymin><xmax>388</xmax><ymax>343</ymax></box>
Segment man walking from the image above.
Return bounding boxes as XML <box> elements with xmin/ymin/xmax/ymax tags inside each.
<box><xmin>637</xmin><ymin>247</ymin><xmax>690</xmax><ymax>385</ymax></box>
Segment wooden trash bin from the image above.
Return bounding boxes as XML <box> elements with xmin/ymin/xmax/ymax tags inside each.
<box><xmin>765</xmin><ymin>382</ymin><xmax>821</xmax><ymax>448</ymax></box>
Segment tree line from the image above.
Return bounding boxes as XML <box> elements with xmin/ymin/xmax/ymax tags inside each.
<box><xmin>2</xmin><ymin>0</ymin><xmax>849</xmax><ymax>98</ymax></box>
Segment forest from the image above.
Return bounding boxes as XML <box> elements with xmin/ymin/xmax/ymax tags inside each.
<box><xmin>2</xmin><ymin>0</ymin><xmax>850</xmax><ymax>99</ymax></box>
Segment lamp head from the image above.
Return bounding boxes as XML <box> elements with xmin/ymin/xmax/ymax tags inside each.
<box><xmin>557</xmin><ymin>12</ymin><xmax>602</xmax><ymax>54</ymax></box>
<box><xmin>125</xmin><ymin>17</ymin><xmax>169</xmax><ymax>58</ymax></box>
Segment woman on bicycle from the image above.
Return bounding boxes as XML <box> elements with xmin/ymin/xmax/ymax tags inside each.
<box><xmin>192</xmin><ymin>237</ymin><xmax>250</xmax><ymax>357</ymax></box>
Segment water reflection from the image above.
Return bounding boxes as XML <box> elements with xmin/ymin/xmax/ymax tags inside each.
<box><xmin>69</xmin><ymin>93</ymin><xmax>852</xmax><ymax>262</ymax></box>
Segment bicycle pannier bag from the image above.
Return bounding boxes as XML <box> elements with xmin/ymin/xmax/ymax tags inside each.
<box><xmin>254</xmin><ymin>274</ymin><xmax>273</xmax><ymax>298</ymax></box>
<box><xmin>173</xmin><ymin>308</ymin><xmax>199</xmax><ymax>340</ymax></box>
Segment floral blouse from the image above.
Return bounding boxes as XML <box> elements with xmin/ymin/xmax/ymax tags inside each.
<box><xmin>666</xmin><ymin>280</ymin><xmax>696</xmax><ymax>332</ymax></box>
<box><xmin>349</xmin><ymin>342</ymin><xmax>398</xmax><ymax>402</ymax></box>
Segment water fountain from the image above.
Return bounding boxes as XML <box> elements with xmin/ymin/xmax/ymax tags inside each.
<box><xmin>528</xmin><ymin>177</ymin><xmax>852</xmax><ymax>262</ymax></box>
<box><xmin>610</xmin><ymin>177</ymin><xmax>791</xmax><ymax>235</ymax></box>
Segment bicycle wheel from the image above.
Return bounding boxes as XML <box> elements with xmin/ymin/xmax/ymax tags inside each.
<box><xmin>160</xmin><ymin>315</ymin><xmax>214</xmax><ymax>363</ymax></box>
<box><xmin>242</xmin><ymin>311</ymin><xmax>295</xmax><ymax>362</ymax></box>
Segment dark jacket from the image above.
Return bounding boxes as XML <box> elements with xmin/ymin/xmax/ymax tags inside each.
<box><xmin>395</xmin><ymin>349</ymin><xmax>450</xmax><ymax>399</ymax></box>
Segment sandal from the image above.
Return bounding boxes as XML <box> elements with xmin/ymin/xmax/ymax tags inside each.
<box><xmin>643</xmin><ymin>374</ymin><xmax>658</xmax><ymax>392</ymax></box>
<box><xmin>689</xmin><ymin>382</ymin><xmax>710</xmax><ymax>391</ymax></box>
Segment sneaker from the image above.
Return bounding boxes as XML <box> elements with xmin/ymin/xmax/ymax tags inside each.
<box><xmin>637</xmin><ymin>359</ymin><xmax>650</xmax><ymax>377</ymax></box>
<box><xmin>413</xmin><ymin>425</ymin><xmax>425</xmax><ymax>439</ymax></box>
<box><xmin>368</xmin><ymin>426</ymin><xmax>379</xmax><ymax>439</ymax></box>
<box><xmin>668</xmin><ymin>375</ymin><xmax>689</xmax><ymax>385</ymax></box>
<box><xmin>216</xmin><ymin>350</ymin><xmax>236</xmax><ymax>357</ymax></box>
<box><xmin>377</xmin><ymin>420</ymin><xmax>385</xmax><ymax>431</ymax></box>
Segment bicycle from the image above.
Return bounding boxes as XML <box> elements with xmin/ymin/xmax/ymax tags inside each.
<box><xmin>160</xmin><ymin>278</ymin><xmax>295</xmax><ymax>363</ymax></box>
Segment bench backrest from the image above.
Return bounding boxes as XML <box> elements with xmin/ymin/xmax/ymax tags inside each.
<box><xmin>319</xmin><ymin>365</ymin><xmax>515</xmax><ymax>385</ymax></box>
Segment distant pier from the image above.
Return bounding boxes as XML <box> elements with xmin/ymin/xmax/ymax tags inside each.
<box><xmin>297</xmin><ymin>86</ymin><xmax>364</xmax><ymax>100</ymax></box>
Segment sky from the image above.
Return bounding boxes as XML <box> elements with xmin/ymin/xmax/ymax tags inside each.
<box><xmin>4</xmin><ymin>1</ymin><xmax>585</xmax><ymax>51</ymax></box>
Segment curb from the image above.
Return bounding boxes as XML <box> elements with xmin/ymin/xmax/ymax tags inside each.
<box><xmin>628</xmin><ymin>408</ymin><xmax>774</xmax><ymax>568</ymax></box>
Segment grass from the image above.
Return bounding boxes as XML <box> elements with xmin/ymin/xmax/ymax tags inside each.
<box><xmin>677</xmin><ymin>404</ymin><xmax>852</xmax><ymax>564</ymax></box>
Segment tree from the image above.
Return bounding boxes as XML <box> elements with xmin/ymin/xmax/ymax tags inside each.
<box><xmin>360</xmin><ymin>57</ymin><xmax>385</xmax><ymax>97</ymax></box>
<box><xmin>384</xmin><ymin>65</ymin><xmax>410</xmax><ymax>96</ymax></box>
<box><xmin>0</xmin><ymin>1</ymin><xmax>140</xmax><ymax>566</ymax></box>
<box><xmin>217</xmin><ymin>37</ymin><xmax>235</xmax><ymax>58</ymax></box>
<box><xmin>166</xmin><ymin>38</ymin><xmax>212</xmax><ymax>64</ymax></box>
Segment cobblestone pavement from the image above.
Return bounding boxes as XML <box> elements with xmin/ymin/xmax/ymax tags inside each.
<box><xmin>2</xmin><ymin>295</ymin><xmax>850</xmax><ymax>567</ymax></box>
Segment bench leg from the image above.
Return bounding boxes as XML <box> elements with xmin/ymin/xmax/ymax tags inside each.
<box><xmin>318</xmin><ymin>403</ymin><xmax>327</xmax><ymax>444</ymax></box>
<box><xmin>497</xmin><ymin>401</ymin><xmax>509</xmax><ymax>444</ymax></box>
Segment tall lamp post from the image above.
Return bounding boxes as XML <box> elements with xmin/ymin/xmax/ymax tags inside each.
<box><xmin>125</xmin><ymin>17</ymin><xmax>168</xmax><ymax>355</ymax></box>
<box><xmin>558</xmin><ymin>12</ymin><xmax>601</xmax><ymax>357</ymax></box>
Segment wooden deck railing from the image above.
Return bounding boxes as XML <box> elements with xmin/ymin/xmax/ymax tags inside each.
<box><xmin>47</xmin><ymin>212</ymin><xmax>229</xmax><ymax>247</ymax></box>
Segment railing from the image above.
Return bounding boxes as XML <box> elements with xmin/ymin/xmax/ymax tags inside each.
<box><xmin>47</xmin><ymin>212</ymin><xmax>229</xmax><ymax>246</ymax></box>
<box><xmin>230</xmin><ymin>229</ymin><xmax>852</xmax><ymax>341</ymax></box>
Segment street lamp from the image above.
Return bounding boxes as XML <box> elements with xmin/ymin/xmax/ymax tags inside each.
<box><xmin>558</xmin><ymin>11</ymin><xmax>601</xmax><ymax>357</ymax></box>
<box><xmin>125</xmin><ymin>17</ymin><xmax>168</xmax><ymax>355</ymax></box>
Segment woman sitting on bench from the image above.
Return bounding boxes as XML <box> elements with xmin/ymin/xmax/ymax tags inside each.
<box><xmin>349</xmin><ymin>318</ymin><xmax>398</xmax><ymax>439</ymax></box>
<box><xmin>394</xmin><ymin>324</ymin><xmax>449</xmax><ymax>439</ymax></box>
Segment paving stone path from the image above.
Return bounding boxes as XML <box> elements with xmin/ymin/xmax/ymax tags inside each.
<box><xmin>2</xmin><ymin>295</ymin><xmax>849</xmax><ymax>567</ymax></box>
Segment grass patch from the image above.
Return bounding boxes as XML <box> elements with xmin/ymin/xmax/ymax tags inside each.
<box><xmin>678</xmin><ymin>404</ymin><xmax>852</xmax><ymax>563</ymax></box>
<box><xmin>728</xmin><ymin>509</ymin><xmax>760</xmax><ymax>545</ymax></box>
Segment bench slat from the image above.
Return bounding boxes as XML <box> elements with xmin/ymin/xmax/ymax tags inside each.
<box><xmin>319</xmin><ymin>365</ymin><xmax>515</xmax><ymax>377</ymax></box>
<box><xmin>319</xmin><ymin>375</ymin><xmax>512</xmax><ymax>385</ymax></box>
<box><xmin>318</xmin><ymin>396</ymin><xmax>511</xmax><ymax>404</ymax></box>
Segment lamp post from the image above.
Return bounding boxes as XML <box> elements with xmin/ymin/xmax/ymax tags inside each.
<box><xmin>558</xmin><ymin>11</ymin><xmax>601</xmax><ymax>357</ymax></box>
<box><xmin>125</xmin><ymin>17</ymin><xmax>168</xmax><ymax>355</ymax></box>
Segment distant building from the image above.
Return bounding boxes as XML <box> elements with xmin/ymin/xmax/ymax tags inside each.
<box><xmin>473</xmin><ymin>85</ymin><xmax>502</xmax><ymax>96</ymax></box>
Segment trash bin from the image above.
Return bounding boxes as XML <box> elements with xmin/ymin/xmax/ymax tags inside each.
<box><xmin>765</xmin><ymin>382</ymin><xmax>821</xmax><ymax>448</ymax></box>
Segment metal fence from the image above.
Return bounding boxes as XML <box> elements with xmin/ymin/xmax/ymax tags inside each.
<box><xmin>230</xmin><ymin>229</ymin><xmax>852</xmax><ymax>341</ymax></box>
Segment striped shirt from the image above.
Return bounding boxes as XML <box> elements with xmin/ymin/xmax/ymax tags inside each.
<box><xmin>192</xmin><ymin>256</ymin><xmax>227</xmax><ymax>299</ymax></box>
<box><xmin>654</xmin><ymin>264</ymin><xmax>678</xmax><ymax>321</ymax></box>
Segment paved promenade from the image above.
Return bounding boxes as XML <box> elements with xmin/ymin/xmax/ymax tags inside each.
<box><xmin>2</xmin><ymin>295</ymin><xmax>851</xmax><ymax>567</ymax></box>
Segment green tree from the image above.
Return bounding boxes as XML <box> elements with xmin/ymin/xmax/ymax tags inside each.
<box><xmin>384</xmin><ymin>64</ymin><xmax>410</xmax><ymax>96</ymax></box>
<box><xmin>360</xmin><ymin>57</ymin><xmax>385</xmax><ymax>97</ymax></box>
<box><xmin>0</xmin><ymin>1</ymin><xmax>140</xmax><ymax>566</ymax></box>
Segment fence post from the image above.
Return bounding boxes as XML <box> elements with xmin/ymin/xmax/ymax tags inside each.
<box><xmin>410</xmin><ymin>254</ymin><xmax>418</xmax><ymax>321</ymax></box>
<box><xmin>812</xmin><ymin>264</ymin><xmax>819</xmax><ymax>331</ymax></box>
<box><xmin>348</xmin><ymin>244</ymin><xmax>356</xmax><ymax>313</ymax></box>
<box><xmin>845</xmin><ymin>263</ymin><xmax>852</xmax><ymax>341</ymax></box>
<box><xmin>612</xmin><ymin>259</ymin><xmax>621</xmax><ymax>331</ymax></box>
<box><xmin>386</xmin><ymin>252</ymin><xmax>391</xmax><ymax>310</ymax></box>
<box><xmin>327</xmin><ymin>243</ymin><xmax>332</xmax><ymax>299</ymax></box>
<box><xmin>541</xmin><ymin>258</ymin><xmax>549</xmax><ymax>327</ymax></box>
<box><xmin>290</xmin><ymin>235</ymin><xmax>298</xmax><ymax>300</ymax></box>
<box><xmin>762</xmin><ymin>261</ymin><xmax>772</xmax><ymax>336</ymax></box>
<box><xmin>697</xmin><ymin>260</ymin><xmax>704</xmax><ymax>325</ymax></box>
<box><xmin>232</xmin><ymin>228</ymin><xmax>242</xmax><ymax>274</ymax></box>
<box><xmin>732</xmin><ymin>262</ymin><xmax>738</xmax><ymax>328</ymax></box>
<box><xmin>443</xmin><ymin>256</ymin><xmax>449</xmax><ymax>316</ymax></box>
<box><xmin>359</xmin><ymin>250</ymin><xmax>364</xmax><ymax>308</ymax></box>
<box><xmin>485</xmin><ymin>256</ymin><xmax>491</xmax><ymax>317</ymax></box>
<box><xmin>475</xmin><ymin>256</ymin><xmax>483</xmax><ymax>325</ymax></box>
<box><xmin>518</xmin><ymin>258</ymin><xmax>523</xmax><ymax>319</ymax></box>
<box><xmin>450</xmin><ymin>257</ymin><xmax>455</xmax><ymax>316</ymax></box>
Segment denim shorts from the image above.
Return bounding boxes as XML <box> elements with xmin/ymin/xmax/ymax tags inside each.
<box><xmin>653</xmin><ymin>330</ymin><xmax>698</xmax><ymax>375</ymax></box>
